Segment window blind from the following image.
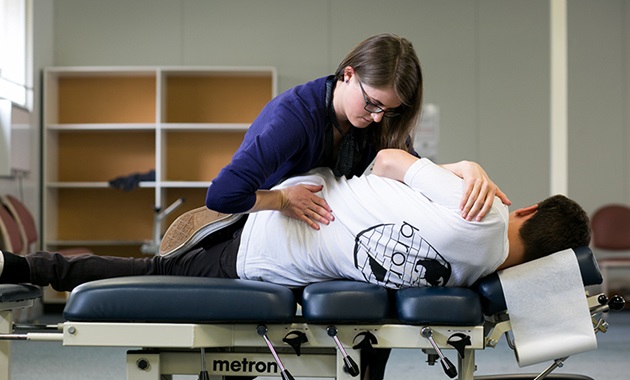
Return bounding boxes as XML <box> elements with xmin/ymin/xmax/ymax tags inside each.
<box><xmin>0</xmin><ymin>0</ymin><xmax>29</xmax><ymax>108</ymax></box>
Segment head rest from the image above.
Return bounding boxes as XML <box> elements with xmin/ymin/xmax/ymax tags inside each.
<box><xmin>474</xmin><ymin>246</ymin><xmax>601</xmax><ymax>316</ymax></box>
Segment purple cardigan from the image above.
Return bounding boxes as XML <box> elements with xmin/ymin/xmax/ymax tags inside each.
<box><xmin>205</xmin><ymin>76</ymin><xmax>376</xmax><ymax>213</ymax></box>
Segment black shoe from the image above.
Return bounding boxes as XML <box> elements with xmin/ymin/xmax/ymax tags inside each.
<box><xmin>0</xmin><ymin>250</ymin><xmax>30</xmax><ymax>284</ymax></box>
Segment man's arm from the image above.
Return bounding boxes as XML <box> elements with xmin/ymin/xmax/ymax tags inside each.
<box><xmin>371</xmin><ymin>149</ymin><xmax>419</xmax><ymax>182</ymax></box>
<box><xmin>371</xmin><ymin>149</ymin><xmax>510</xmax><ymax>221</ymax></box>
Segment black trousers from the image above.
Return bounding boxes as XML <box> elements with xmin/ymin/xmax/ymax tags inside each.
<box><xmin>26</xmin><ymin>217</ymin><xmax>245</xmax><ymax>292</ymax></box>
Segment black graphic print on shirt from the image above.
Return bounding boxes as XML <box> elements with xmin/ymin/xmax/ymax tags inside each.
<box><xmin>353</xmin><ymin>222</ymin><xmax>452</xmax><ymax>288</ymax></box>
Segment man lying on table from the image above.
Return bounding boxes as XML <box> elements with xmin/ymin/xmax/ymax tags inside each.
<box><xmin>0</xmin><ymin>149</ymin><xmax>590</xmax><ymax>291</ymax></box>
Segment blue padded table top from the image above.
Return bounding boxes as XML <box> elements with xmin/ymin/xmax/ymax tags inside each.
<box><xmin>0</xmin><ymin>284</ymin><xmax>41</xmax><ymax>303</ymax></box>
<box><xmin>396</xmin><ymin>287</ymin><xmax>483</xmax><ymax>325</ymax></box>
<box><xmin>300</xmin><ymin>281</ymin><xmax>485</xmax><ymax>325</ymax></box>
<box><xmin>301</xmin><ymin>281</ymin><xmax>484</xmax><ymax>325</ymax></box>
<box><xmin>302</xmin><ymin>281</ymin><xmax>390</xmax><ymax>323</ymax></box>
<box><xmin>63</xmin><ymin>276</ymin><xmax>297</xmax><ymax>323</ymax></box>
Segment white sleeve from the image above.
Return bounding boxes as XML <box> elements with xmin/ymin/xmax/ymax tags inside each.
<box><xmin>402</xmin><ymin>158</ymin><xmax>464</xmax><ymax>210</ymax></box>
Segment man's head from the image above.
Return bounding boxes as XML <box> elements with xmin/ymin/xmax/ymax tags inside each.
<box><xmin>518</xmin><ymin>194</ymin><xmax>591</xmax><ymax>264</ymax></box>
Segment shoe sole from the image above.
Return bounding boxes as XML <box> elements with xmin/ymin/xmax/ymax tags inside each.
<box><xmin>159</xmin><ymin>206</ymin><xmax>242</xmax><ymax>257</ymax></box>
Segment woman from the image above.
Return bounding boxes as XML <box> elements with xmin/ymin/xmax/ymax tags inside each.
<box><xmin>201</xmin><ymin>33</ymin><xmax>509</xmax><ymax>233</ymax></box>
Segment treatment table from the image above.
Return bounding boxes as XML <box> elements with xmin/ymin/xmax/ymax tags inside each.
<box><xmin>0</xmin><ymin>246</ymin><xmax>624</xmax><ymax>380</ymax></box>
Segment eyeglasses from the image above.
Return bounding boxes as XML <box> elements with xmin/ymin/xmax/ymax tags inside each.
<box><xmin>356</xmin><ymin>79</ymin><xmax>401</xmax><ymax>118</ymax></box>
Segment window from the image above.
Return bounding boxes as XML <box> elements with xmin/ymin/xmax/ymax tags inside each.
<box><xmin>0</xmin><ymin>0</ymin><xmax>31</xmax><ymax>109</ymax></box>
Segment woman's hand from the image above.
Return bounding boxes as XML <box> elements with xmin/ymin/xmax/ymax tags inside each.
<box><xmin>278</xmin><ymin>184</ymin><xmax>334</xmax><ymax>230</ymax></box>
<box><xmin>253</xmin><ymin>185</ymin><xmax>334</xmax><ymax>230</ymax></box>
<box><xmin>440</xmin><ymin>161</ymin><xmax>511</xmax><ymax>221</ymax></box>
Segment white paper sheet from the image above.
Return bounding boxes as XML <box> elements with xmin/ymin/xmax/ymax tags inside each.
<box><xmin>498</xmin><ymin>248</ymin><xmax>597</xmax><ymax>367</ymax></box>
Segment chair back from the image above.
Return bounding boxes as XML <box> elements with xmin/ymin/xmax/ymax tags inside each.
<box><xmin>591</xmin><ymin>204</ymin><xmax>630</xmax><ymax>250</ymax></box>
<box><xmin>1</xmin><ymin>195</ymin><xmax>94</xmax><ymax>258</ymax></box>
<box><xmin>1</xmin><ymin>195</ymin><xmax>38</xmax><ymax>253</ymax></box>
<box><xmin>0</xmin><ymin>205</ymin><xmax>24</xmax><ymax>254</ymax></box>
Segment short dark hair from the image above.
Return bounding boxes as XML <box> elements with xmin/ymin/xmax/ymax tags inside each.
<box><xmin>519</xmin><ymin>195</ymin><xmax>591</xmax><ymax>262</ymax></box>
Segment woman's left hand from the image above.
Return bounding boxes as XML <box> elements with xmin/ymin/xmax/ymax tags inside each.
<box><xmin>440</xmin><ymin>161</ymin><xmax>511</xmax><ymax>221</ymax></box>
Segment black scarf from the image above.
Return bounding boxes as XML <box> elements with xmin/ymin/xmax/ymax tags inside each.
<box><xmin>322</xmin><ymin>76</ymin><xmax>364</xmax><ymax>178</ymax></box>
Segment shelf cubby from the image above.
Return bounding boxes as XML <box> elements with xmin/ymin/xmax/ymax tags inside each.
<box><xmin>42</xmin><ymin>66</ymin><xmax>276</xmax><ymax>257</ymax></box>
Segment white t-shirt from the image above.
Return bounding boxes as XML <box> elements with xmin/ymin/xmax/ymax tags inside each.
<box><xmin>237</xmin><ymin>158</ymin><xmax>509</xmax><ymax>289</ymax></box>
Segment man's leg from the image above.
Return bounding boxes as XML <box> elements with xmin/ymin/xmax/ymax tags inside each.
<box><xmin>24</xmin><ymin>251</ymin><xmax>155</xmax><ymax>291</ymax></box>
<box><xmin>361</xmin><ymin>348</ymin><xmax>391</xmax><ymax>380</ymax></box>
<box><xmin>0</xmin><ymin>219</ymin><xmax>245</xmax><ymax>292</ymax></box>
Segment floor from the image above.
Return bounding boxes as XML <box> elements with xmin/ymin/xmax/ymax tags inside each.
<box><xmin>7</xmin><ymin>311</ymin><xmax>630</xmax><ymax>379</ymax></box>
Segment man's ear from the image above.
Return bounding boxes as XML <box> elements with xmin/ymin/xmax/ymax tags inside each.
<box><xmin>515</xmin><ymin>204</ymin><xmax>539</xmax><ymax>217</ymax></box>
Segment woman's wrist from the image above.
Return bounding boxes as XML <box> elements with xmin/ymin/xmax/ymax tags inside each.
<box><xmin>250</xmin><ymin>189</ymin><xmax>285</xmax><ymax>213</ymax></box>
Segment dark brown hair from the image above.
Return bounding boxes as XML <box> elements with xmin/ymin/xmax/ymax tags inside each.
<box><xmin>334</xmin><ymin>33</ymin><xmax>423</xmax><ymax>150</ymax></box>
<box><xmin>519</xmin><ymin>195</ymin><xmax>591</xmax><ymax>262</ymax></box>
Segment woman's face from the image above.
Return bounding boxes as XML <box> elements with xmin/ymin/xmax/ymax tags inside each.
<box><xmin>342</xmin><ymin>75</ymin><xmax>402</xmax><ymax>129</ymax></box>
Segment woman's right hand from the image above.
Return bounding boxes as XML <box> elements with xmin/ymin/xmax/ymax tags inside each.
<box><xmin>278</xmin><ymin>184</ymin><xmax>334</xmax><ymax>230</ymax></box>
<box><xmin>252</xmin><ymin>185</ymin><xmax>334</xmax><ymax>230</ymax></box>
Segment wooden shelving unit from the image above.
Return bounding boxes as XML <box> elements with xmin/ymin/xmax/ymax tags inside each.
<box><xmin>42</xmin><ymin>66</ymin><xmax>277</xmax><ymax>257</ymax></box>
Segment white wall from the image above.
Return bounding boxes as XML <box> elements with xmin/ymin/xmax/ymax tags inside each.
<box><xmin>10</xmin><ymin>0</ymin><xmax>629</xmax><ymax>227</ymax></box>
<box><xmin>47</xmin><ymin>0</ymin><xmax>554</xmax><ymax>207</ymax></box>
<box><xmin>568</xmin><ymin>0</ymin><xmax>630</xmax><ymax>213</ymax></box>
<box><xmin>0</xmin><ymin>0</ymin><xmax>54</xmax><ymax>240</ymax></box>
